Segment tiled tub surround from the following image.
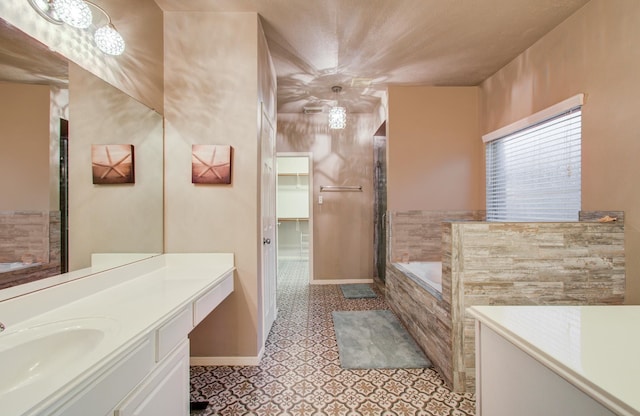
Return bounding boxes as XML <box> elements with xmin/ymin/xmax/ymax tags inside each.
<box><xmin>387</xmin><ymin>215</ymin><xmax>625</xmax><ymax>393</ymax></box>
<box><xmin>0</xmin><ymin>211</ymin><xmax>50</xmax><ymax>263</ymax></box>
<box><xmin>0</xmin><ymin>211</ymin><xmax>61</xmax><ymax>289</ymax></box>
<box><xmin>386</xmin><ymin>263</ymin><xmax>452</xmax><ymax>392</ymax></box>
<box><xmin>392</xmin><ymin>261</ymin><xmax>443</xmax><ymax>299</ymax></box>
<box><xmin>388</xmin><ymin>210</ymin><xmax>485</xmax><ymax>263</ymax></box>
<box><xmin>0</xmin><ymin>253</ymin><xmax>234</xmax><ymax>416</ymax></box>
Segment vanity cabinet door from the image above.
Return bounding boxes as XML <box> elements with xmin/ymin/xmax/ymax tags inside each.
<box><xmin>49</xmin><ymin>335</ymin><xmax>154</xmax><ymax>416</ymax></box>
<box><xmin>476</xmin><ymin>323</ymin><xmax>617</xmax><ymax>416</ymax></box>
<box><xmin>115</xmin><ymin>339</ymin><xmax>190</xmax><ymax>416</ymax></box>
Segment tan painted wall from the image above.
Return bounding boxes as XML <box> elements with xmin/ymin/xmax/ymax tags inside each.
<box><xmin>68</xmin><ymin>63</ymin><xmax>164</xmax><ymax>270</ymax></box>
<box><xmin>0</xmin><ymin>83</ymin><xmax>50</xmax><ymax>211</ymax></box>
<box><xmin>387</xmin><ymin>86</ymin><xmax>482</xmax><ymax>212</ymax></box>
<box><xmin>277</xmin><ymin>113</ymin><xmax>378</xmax><ymax>280</ymax></box>
<box><xmin>164</xmin><ymin>12</ymin><xmax>276</xmax><ymax>358</ymax></box>
<box><xmin>0</xmin><ymin>0</ymin><xmax>163</xmax><ymax>113</ymax></box>
<box><xmin>480</xmin><ymin>0</ymin><xmax>640</xmax><ymax>303</ymax></box>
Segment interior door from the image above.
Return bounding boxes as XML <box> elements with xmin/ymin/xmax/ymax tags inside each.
<box><xmin>261</xmin><ymin>107</ymin><xmax>277</xmax><ymax>341</ymax></box>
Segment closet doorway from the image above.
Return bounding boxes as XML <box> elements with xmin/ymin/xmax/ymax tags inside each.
<box><xmin>276</xmin><ymin>153</ymin><xmax>313</xmax><ymax>283</ymax></box>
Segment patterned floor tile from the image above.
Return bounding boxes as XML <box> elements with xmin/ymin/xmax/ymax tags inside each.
<box><xmin>190</xmin><ymin>259</ymin><xmax>475</xmax><ymax>415</ymax></box>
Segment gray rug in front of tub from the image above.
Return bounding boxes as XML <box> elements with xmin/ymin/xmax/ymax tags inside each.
<box><xmin>332</xmin><ymin>310</ymin><xmax>431</xmax><ymax>369</ymax></box>
<box><xmin>339</xmin><ymin>283</ymin><xmax>377</xmax><ymax>299</ymax></box>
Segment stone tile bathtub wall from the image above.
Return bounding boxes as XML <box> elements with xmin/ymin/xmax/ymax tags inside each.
<box><xmin>386</xmin><ymin>263</ymin><xmax>453</xmax><ymax>391</ymax></box>
<box><xmin>385</xmin><ymin>209</ymin><xmax>484</xmax><ymax>392</ymax></box>
<box><xmin>0</xmin><ymin>211</ymin><xmax>61</xmax><ymax>289</ymax></box>
<box><xmin>387</xmin><ymin>211</ymin><xmax>625</xmax><ymax>393</ymax></box>
<box><xmin>0</xmin><ymin>211</ymin><xmax>50</xmax><ymax>263</ymax></box>
<box><xmin>445</xmin><ymin>217</ymin><xmax>625</xmax><ymax>392</ymax></box>
<box><xmin>387</xmin><ymin>210</ymin><xmax>485</xmax><ymax>263</ymax></box>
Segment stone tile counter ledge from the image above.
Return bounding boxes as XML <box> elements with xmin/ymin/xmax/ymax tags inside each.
<box><xmin>0</xmin><ymin>253</ymin><xmax>235</xmax><ymax>416</ymax></box>
<box><xmin>469</xmin><ymin>305</ymin><xmax>640</xmax><ymax>416</ymax></box>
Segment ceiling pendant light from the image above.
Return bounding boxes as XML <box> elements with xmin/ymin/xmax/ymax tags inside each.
<box><xmin>94</xmin><ymin>23</ymin><xmax>125</xmax><ymax>55</ymax></box>
<box><xmin>87</xmin><ymin>0</ymin><xmax>126</xmax><ymax>55</ymax></box>
<box><xmin>329</xmin><ymin>86</ymin><xmax>347</xmax><ymax>130</ymax></box>
<box><xmin>27</xmin><ymin>0</ymin><xmax>63</xmax><ymax>24</ymax></box>
<box><xmin>28</xmin><ymin>0</ymin><xmax>126</xmax><ymax>56</ymax></box>
<box><xmin>52</xmin><ymin>0</ymin><xmax>93</xmax><ymax>29</ymax></box>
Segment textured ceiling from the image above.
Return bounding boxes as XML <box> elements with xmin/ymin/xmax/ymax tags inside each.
<box><xmin>155</xmin><ymin>0</ymin><xmax>591</xmax><ymax>113</ymax></box>
<box><xmin>1</xmin><ymin>1</ymin><xmax>592</xmax><ymax>113</ymax></box>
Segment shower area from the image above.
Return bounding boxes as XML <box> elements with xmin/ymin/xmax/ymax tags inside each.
<box><xmin>373</xmin><ymin>122</ymin><xmax>387</xmax><ymax>286</ymax></box>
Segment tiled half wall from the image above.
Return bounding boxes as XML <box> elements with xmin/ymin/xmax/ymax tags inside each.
<box><xmin>387</xmin><ymin>210</ymin><xmax>485</xmax><ymax>262</ymax></box>
<box><xmin>387</xmin><ymin>211</ymin><xmax>625</xmax><ymax>393</ymax></box>
<box><xmin>0</xmin><ymin>211</ymin><xmax>50</xmax><ymax>263</ymax></box>
<box><xmin>0</xmin><ymin>211</ymin><xmax>61</xmax><ymax>289</ymax></box>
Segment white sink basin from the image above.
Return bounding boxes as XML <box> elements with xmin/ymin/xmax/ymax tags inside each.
<box><xmin>0</xmin><ymin>317</ymin><xmax>119</xmax><ymax>394</ymax></box>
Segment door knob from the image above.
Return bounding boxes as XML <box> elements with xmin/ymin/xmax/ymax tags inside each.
<box><xmin>263</xmin><ymin>238</ymin><xmax>271</xmax><ymax>245</ymax></box>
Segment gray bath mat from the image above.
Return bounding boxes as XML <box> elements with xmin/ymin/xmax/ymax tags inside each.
<box><xmin>332</xmin><ymin>310</ymin><xmax>431</xmax><ymax>369</ymax></box>
<box><xmin>340</xmin><ymin>284</ymin><xmax>376</xmax><ymax>299</ymax></box>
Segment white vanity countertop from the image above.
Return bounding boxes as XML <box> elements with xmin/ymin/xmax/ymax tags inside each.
<box><xmin>469</xmin><ymin>305</ymin><xmax>640</xmax><ymax>416</ymax></box>
<box><xmin>0</xmin><ymin>253</ymin><xmax>234</xmax><ymax>416</ymax></box>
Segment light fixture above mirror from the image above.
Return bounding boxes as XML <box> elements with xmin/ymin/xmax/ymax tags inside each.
<box><xmin>27</xmin><ymin>0</ymin><xmax>126</xmax><ymax>56</ymax></box>
<box><xmin>27</xmin><ymin>0</ymin><xmax>63</xmax><ymax>24</ymax></box>
<box><xmin>53</xmin><ymin>0</ymin><xmax>92</xmax><ymax>29</ymax></box>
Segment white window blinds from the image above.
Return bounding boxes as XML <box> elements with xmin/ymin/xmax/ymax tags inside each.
<box><xmin>485</xmin><ymin>107</ymin><xmax>582</xmax><ymax>221</ymax></box>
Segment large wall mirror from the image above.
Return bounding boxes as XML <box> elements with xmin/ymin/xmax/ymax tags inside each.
<box><xmin>0</xmin><ymin>19</ymin><xmax>163</xmax><ymax>298</ymax></box>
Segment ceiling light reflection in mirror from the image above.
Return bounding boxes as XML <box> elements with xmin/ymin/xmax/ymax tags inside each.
<box><xmin>27</xmin><ymin>0</ymin><xmax>125</xmax><ymax>55</ymax></box>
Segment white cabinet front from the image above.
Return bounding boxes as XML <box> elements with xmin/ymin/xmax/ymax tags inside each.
<box><xmin>49</xmin><ymin>335</ymin><xmax>155</xmax><ymax>416</ymax></box>
<box><xmin>476</xmin><ymin>323</ymin><xmax>616</xmax><ymax>416</ymax></box>
<box><xmin>115</xmin><ymin>340</ymin><xmax>190</xmax><ymax>416</ymax></box>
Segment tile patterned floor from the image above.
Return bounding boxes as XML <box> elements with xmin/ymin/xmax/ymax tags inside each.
<box><xmin>190</xmin><ymin>260</ymin><xmax>476</xmax><ymax>415</ymax></box>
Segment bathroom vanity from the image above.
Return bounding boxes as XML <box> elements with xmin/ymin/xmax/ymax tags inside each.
<box><xmin>0</xmin><ymin>253</ymin><xmax>234</xmax><ymax>416</ymax></box>
<box><xmin>470</xmin><ymin>305</ymin><xmax>640</xmax><ymax>416</ymax></box>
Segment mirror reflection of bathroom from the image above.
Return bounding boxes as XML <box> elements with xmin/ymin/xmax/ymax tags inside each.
<box><xmin>0</xmin><ymin>21</ymin><xmax>68</xmax><ymax>289</ymax></box>
<box><xmin>0</xmin><ymin>18</ymin><xmax>164</xmax><ymax>295</ymax></box>
<box><xmin>276</xmin><ymin>154</ymin><xmax>312</xmax><ymax>285</ymax></box>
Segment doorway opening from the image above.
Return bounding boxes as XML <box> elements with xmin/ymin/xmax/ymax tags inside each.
<box><xmin>276</xmin><ymin>153</ymin><xmax>313</xmax><ymax>285</ymax></box>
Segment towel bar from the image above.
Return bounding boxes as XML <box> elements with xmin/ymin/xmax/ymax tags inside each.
<box><xmin>319</xmin><ymin>185</ymin><xmax>362</xmax><ymax>192</ymax></box>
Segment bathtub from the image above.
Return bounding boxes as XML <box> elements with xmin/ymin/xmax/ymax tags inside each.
<box><xmin>392</xmin><ymin>261</ymin><xmax>442</xmax><ymax>299</ymax></box>
<box><xmin>0</xmin><ymin>262</ymin><xmax>40</xmax><ymax>273</ymax></box>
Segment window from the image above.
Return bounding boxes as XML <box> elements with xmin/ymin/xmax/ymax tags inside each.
<box><xmin>484</xmin><ymin>95</ymin><xmax>583</xmax><ymax>221</ymax></box>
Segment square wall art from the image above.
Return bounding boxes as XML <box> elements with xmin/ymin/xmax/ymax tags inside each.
<box><xmin>91</xmin><ymin>144</ymin><xmax>135</xmax><ymax>184</ymax></box>
<box><xmin>192</xmin><ymin>144</ymin><xmax>232</xmax><ymax>184</ymax></box>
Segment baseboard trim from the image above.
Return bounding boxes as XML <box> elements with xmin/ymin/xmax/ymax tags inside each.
<box><xmin>190</xmin><ymin>346</ymin><xmax>265</xmax><ymax>366</ymax></box>
<box><xmin>310</xmin><ymin>278</ymin><xmax>374</xmax><ymax>285</ymax></box>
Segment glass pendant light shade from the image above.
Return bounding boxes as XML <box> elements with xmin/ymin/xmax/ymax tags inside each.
<box><xmin>28</xmin><ymin>0</ymin><xmax>63</xmax><ymax>24</ymax></box>
<box><xmin>29</xmin><ymin>0</ymin><xmax>126</xmax><ymax>56</ymax></box>
<box><xmin>53</xmin><ymin>0</ymin><xmax>93</xmax><ymax>29</ymax></box>
<box><xmin>328</xmin><ymin>85</ymin><xmax>347</xmax><ymax>129</ymax></box>
<box><xmin>94</xmin><ymin>24</ymin><xmax>126</xmax><ymax>55</ymax></box>
<box><xmin>328</xmin><ymin>106</ymin><xmax>347</xmax><ymax>129</ymax></box>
